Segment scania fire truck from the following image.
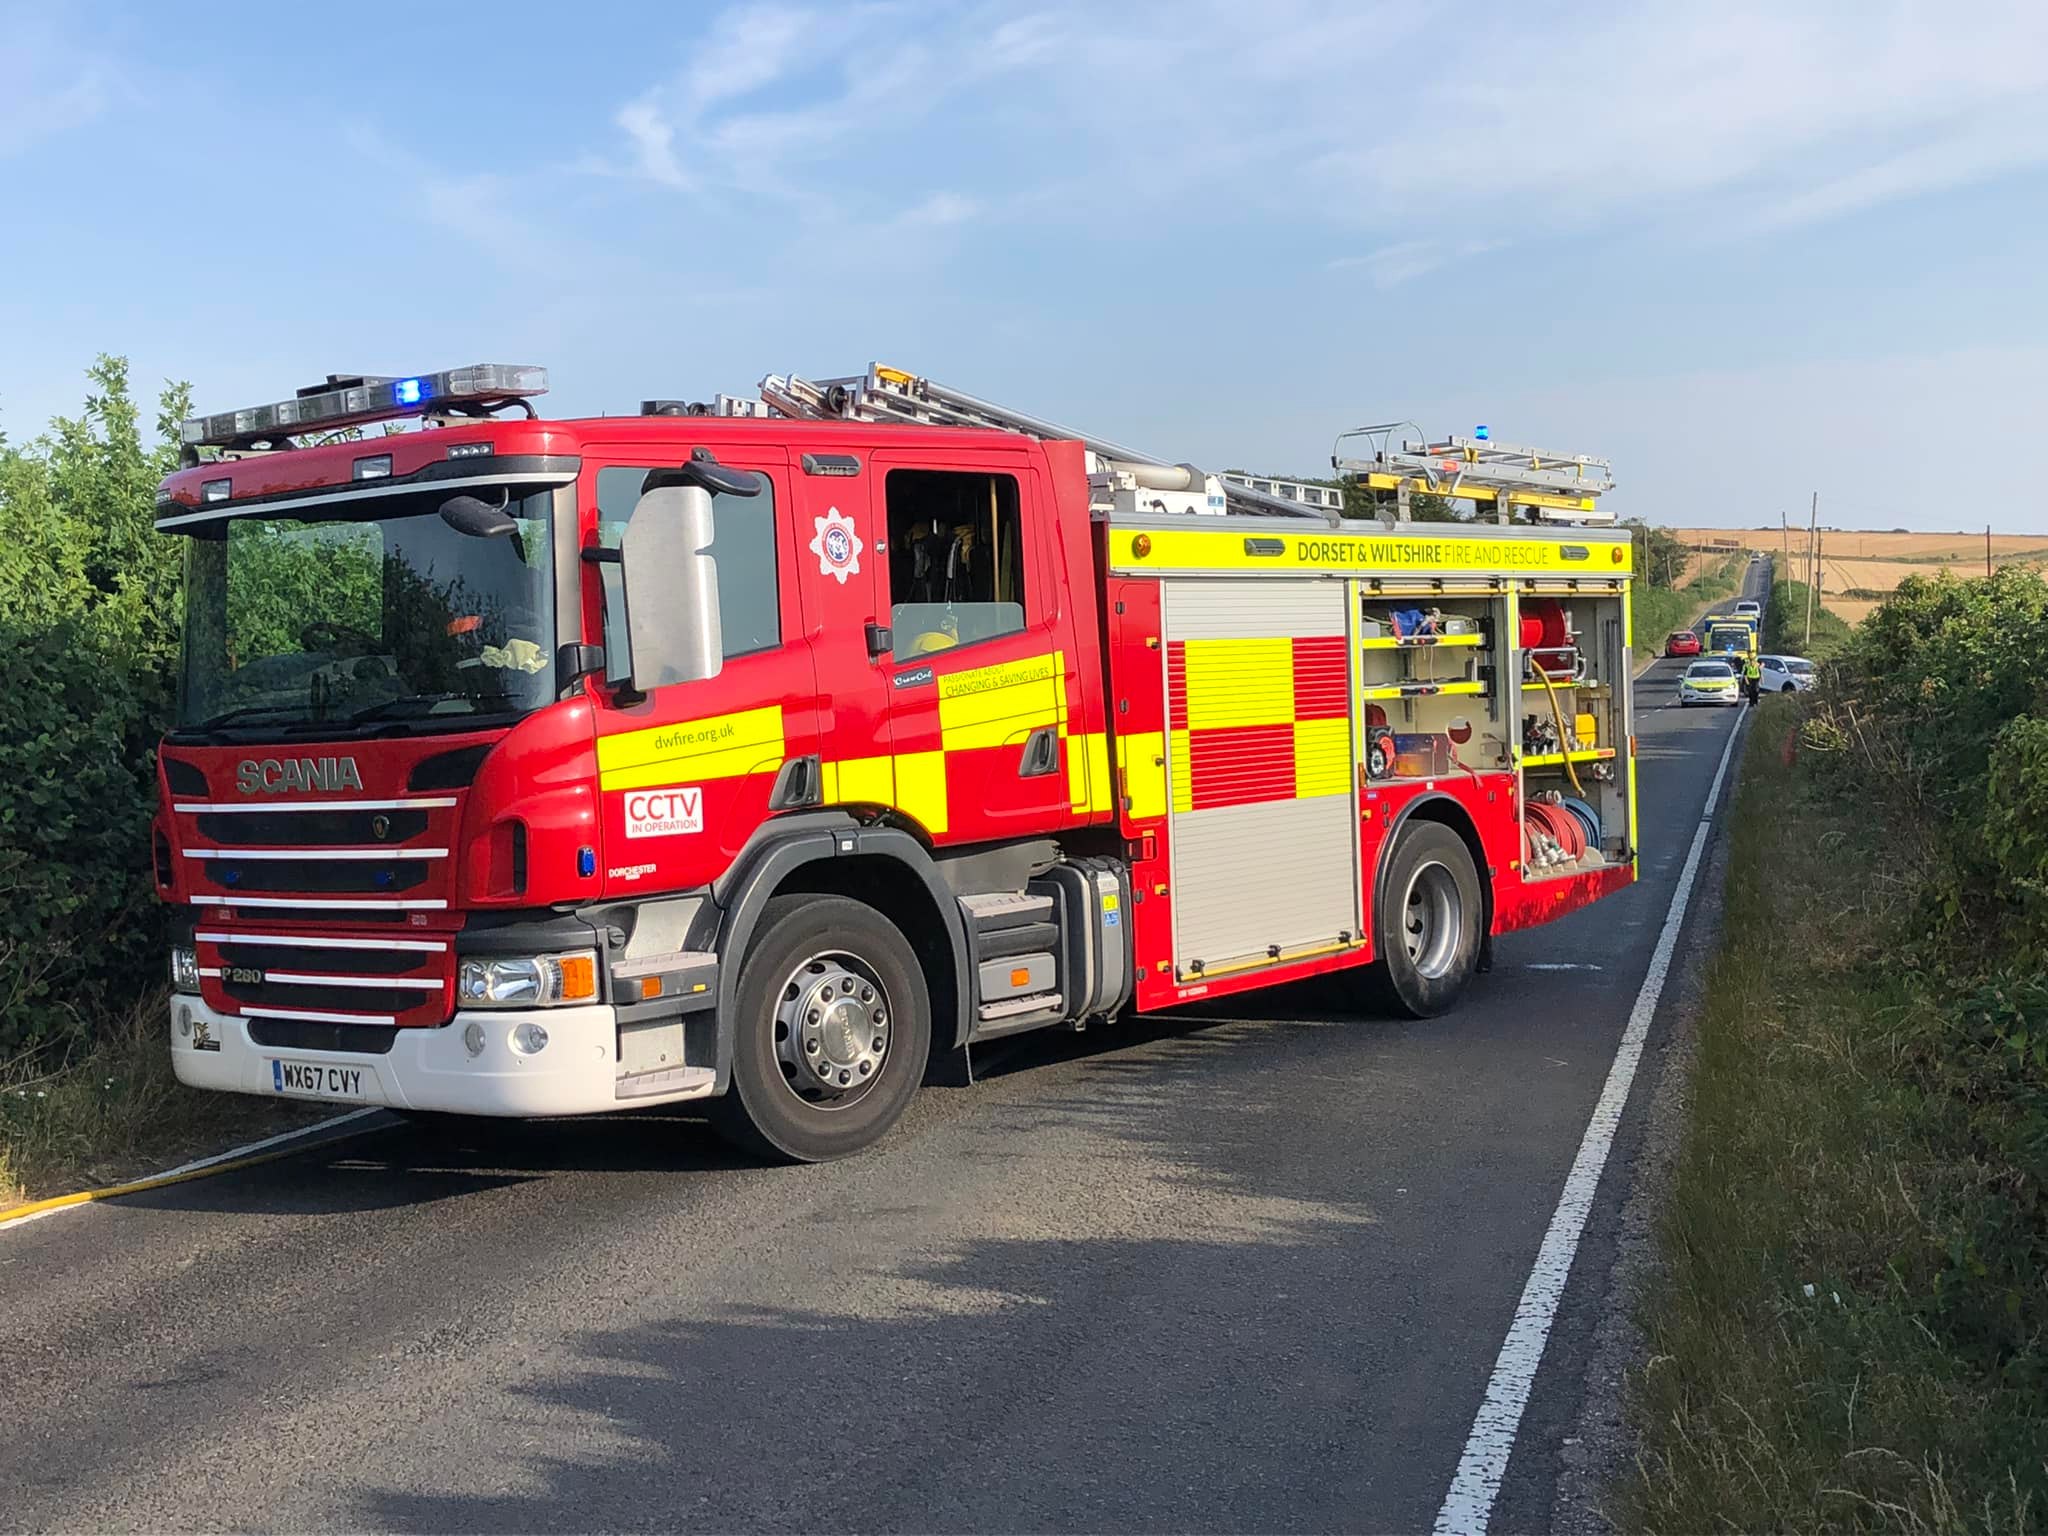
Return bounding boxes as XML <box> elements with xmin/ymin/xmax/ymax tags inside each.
<box><xmin>155</xmin><ymin>363</ymin><xmax>1635</xmax><ymax>1161</ymax></box>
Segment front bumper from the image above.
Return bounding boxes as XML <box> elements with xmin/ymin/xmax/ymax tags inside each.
<box><xmin>1679</xmin><ymin>687</ymin><xmax>1741</xmax><ymax>705</ymax></box>
<box><xmin>168</xmin><ymin>996</ymin><xmax>716</xmax><ymax>1117</ymax></box>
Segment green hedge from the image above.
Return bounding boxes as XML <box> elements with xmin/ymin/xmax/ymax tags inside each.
<box><xmin>1763</xmin><ymin>577</ymin><xmax>1852</xmax><ymax>659</ymax></box>
<box><xmin>1825</xmin><ymin>566</ymin><xmax>2048</xmax><ymax>964</ymax></box>
<box><xmin>0</xmin><ymin>359</ymin><xmax>188</xmax><ymax>1053</ymax></box>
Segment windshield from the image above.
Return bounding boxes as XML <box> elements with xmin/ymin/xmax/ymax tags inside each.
<box><xmin>1690</xmin><ymin>662</ymin><xmax>1733</xmax><ymax>678</ymax></box>
<box><xmin>176</xmin><ymin>486</ymin><xmax>558</xmax><ymax>736</ymax></box>
<box><xmin>1787</xmin><ymin>659</ymin><xmax>1814</xmax><ymax>674</ymax></box>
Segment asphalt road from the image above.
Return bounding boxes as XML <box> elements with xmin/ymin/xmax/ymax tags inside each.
<box><xmin>0</xmin><ymin>563</ymin><xmax>1767</xmax><ymax>1534</ymax></box>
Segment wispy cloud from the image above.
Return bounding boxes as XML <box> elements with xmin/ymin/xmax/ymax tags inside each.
<box><xmin>1315</xmin><ymin>2</ymin><xmax>2048</xmax><ymax>237</ymax></box>
<box><xmin>592</xmin><ymin>0</ymin><xmax>2048</xmax><ymax>282</ymax></box>
<box><xmin>1328</xmin><ymin>240</ymin><xmax>1503</xmax><ymax>289</ymax></box>
<box><xmin>590</xmin><ymin>2</ymin><xmax>1069</xmax><ymax>226</ymax></box>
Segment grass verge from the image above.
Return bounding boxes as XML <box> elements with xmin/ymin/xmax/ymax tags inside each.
<box><xmin>0</xmin><ymin>995</ymin><xmax>327</xmax><ymax>1210</ymax></box>
<box><xmin>1634</xmin><ymin>553</ymin><xmax>1744</xmax><ymax>659</ymax></box>
<box><xmin>1767</xmin><ymin>575</ymin><xmax>1855</xmax><ymax>658</ymax></box>
<box><xmin>1619</xmin><ymin>703</ymin><xmax>2047</xmax><ymax>1533</ymax></box>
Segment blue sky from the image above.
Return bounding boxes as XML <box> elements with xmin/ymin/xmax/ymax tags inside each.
<box><xmin>3</xmin><ymin>0</ymin><xmax>2046</xmax><ymax>531</ymax></box>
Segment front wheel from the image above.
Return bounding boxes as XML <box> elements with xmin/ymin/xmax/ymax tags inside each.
<box><xmin>715</xmin><ymin>894</ymin><xmax>931</xmax><ymax>1163</ymax></box>
<box><xmin>1367</xmin><ymin>821</ymin><xmax>1483</xmax><ymax>1018</ymax></box>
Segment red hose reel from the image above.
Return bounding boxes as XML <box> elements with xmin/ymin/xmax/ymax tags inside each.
<box><xmin>1524</xmin><ymin>798</ymin><xmax>1587</xmax><ymax>862</ymax></box>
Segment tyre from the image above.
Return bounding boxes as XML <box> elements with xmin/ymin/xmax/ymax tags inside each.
<box><xmin>714</xmin><ymin>894</ymin><xmax>931</xmax><ymax>1163</ymax></box>
<box><xmin>1367</xmin><ymin>821</ymin><xmax>1483</xmax><ymax>1018</ymax></box>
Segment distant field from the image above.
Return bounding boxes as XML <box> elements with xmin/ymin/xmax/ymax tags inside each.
<box><xmin>1672</xmin><ymin>527</ymin><xmax>2048</xmax><ymax>627</ymax></box>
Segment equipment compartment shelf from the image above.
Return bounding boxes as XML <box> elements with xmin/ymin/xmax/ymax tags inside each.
<box><xmin>1359</xmin><ymin>633</ymin><xmax>1484</xmax><ymax>650</ymax></box>
<box><xmin>1519</xmin><ymin>748</ymin><xmax>1616</xmax><ymax>767</ymax></box>
<box><xmin>1361</xmin><ymin>679</ymin><xmax>1487</xmax><ymax>700</ymax></box>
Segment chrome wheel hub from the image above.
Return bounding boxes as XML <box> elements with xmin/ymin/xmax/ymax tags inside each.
<box><xmin>773</xmin><ymin>952</ymin><xmax>890</xmax><ymax>1108</ymax></box>
<box><xmin>1402</xmin><ymin>860</ymin><xmax>1462</xmax><ymax>981</ymax></box>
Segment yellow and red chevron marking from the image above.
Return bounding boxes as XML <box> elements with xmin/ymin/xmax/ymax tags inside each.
<box><xmin>817</xmin><ymin>651</ymin><xmax>1112</xmax><ymax>838</ymax></box>
<box><xmin>1166</xmin><ymin>636</ymin><xmax>1350</xmax><ymax>811</ymax></box>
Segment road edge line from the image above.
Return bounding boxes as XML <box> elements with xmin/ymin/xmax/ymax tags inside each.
<box><xmin>0</xmin><ymin>1107</ymin><xmax>385</xmax><ymax>1234</ymax></box>
<box><xmin>1433</xmin><ymin>708</ymin><xmax>1750</xmax><ymax>1535</ymax></box>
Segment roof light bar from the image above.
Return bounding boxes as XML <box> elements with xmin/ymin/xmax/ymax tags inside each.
<box><xmin>179</xmin><ymin>364</ymin><xmax>548</xmax><ymax>449</ymax></box>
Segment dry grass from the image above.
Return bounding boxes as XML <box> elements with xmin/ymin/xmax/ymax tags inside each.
<box><xmin>0</xmin><ymin>994</ymin><xmax>324</xmax><ymax>1210</ymax></box>
<box><xmin>1620</xmin><ymin>708</ymin><xmax>2048</xmax><ymax>1532</ymax></box>
<box><xmin>1674</xmin><ymin>528</ymin><xmax>2048</xmax><ymax>561</ymax></box>
<box><xmin>1672</xmin><ymin>530</ymin><xmax>2048</xmax><ymax>635</ymax></box>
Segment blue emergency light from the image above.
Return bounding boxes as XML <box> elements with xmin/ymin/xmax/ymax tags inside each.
<box><xmin>180</xmin><ymin>364</ymin><xmax>547</xmax><ymax>448</ymax></box>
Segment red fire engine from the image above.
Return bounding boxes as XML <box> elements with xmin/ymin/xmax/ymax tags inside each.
<box><xmin>154</xmin><ymin>363</ymin><xmax>1633</xmax><ymax>1160</ymax></box>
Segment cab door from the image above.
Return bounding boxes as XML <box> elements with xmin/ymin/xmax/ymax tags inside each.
<box><xmin>581</xmin><ymin>446</ymin><xmax>818</xmax><ymax>898</ymax></box>
<box><xmin>867</xmin><ymin>448</ymin><xmax>1079</xmax><ymax>845</ymax></box>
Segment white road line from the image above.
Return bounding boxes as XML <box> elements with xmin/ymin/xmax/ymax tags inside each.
<box><xmin>1434</xmin><ymin>708</ymin><xmax>1749</xmax><ymax>1536</ymax></box>
<box><xmin>0</xmin><ymin>1107</ymin><xmax>384</xmax><ymax>1234</ymax></box>
<box><xmin>155</xmin><ymin>1107</ymin><xmax>384</xmax><ymax>1179</ymax></box>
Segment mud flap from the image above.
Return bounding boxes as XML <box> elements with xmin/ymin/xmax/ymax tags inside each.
<box><xmin>926</xmin><ymin>1041</ymin><xmax>975</xmax><ymax>1088</ymax></box>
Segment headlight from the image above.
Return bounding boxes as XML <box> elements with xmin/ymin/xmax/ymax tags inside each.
<box><xmin>456</xmin><ymin>950</ymin><xmax>598</xmax><ymax>1009</ymax></box>
<box><xmin>170</xmin><ymin>945</ymin><xmax>201</xmax><ymax>994</ymax></box>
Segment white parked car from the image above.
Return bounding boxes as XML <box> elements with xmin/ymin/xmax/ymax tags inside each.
<box><xmin>1733</xmin><ymin>599</ymin><xmax>1761</xmax><ymax>618</ymax></box>
<box><xmin>1678</xmin><ymin>659</ymin><xmax>1741</xmax><ymax>706</ymax></box>
<box><xmin>1758</xmin><ymin>654</ymin><xmax>1815</xmax><ymax>692</ymax></box>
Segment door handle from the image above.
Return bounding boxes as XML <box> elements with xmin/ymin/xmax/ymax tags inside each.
<box><xmin>1017</xmin><ymin>727</ymin><xmax>1060</xmax><ymax>779</ymax></box>
<box><xmin>769</xmin><ymin>754</ymin><xmax>822</xmax><ymax>809</ymax></box>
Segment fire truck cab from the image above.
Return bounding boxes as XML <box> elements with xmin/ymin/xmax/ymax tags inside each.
<box><xmin>155</xmin><ymin>364</ymin><xmax>1635</xmax><ymax>1161</ymax></box>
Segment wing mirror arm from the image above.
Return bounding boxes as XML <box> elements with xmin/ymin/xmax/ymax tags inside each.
<box><xmin>590</xmin><ymin>483</ymin><xmax>725</xmax><ymax>705</ymax></box>
<box><xmin>579</xmin><ymin>546</ymin><xmax>644</xmax><ymax>703</ymax></box>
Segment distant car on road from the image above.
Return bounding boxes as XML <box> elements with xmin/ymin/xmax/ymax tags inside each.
<box><xmin>1678</xmin><ymin>659</ymin><xmax>1741</xmax><ymax>706</ymax></box>
<box><xmin>1758</xmin><ymin>654</ymin><xmax>1815</xmax><ymax>692</ymax></box>
<box><xmin>1733</xmin><ymin>599</ymin><xmax>1761</xmax><ymax>618</ymax></box>
<box><xmin>1665</xmin><ymin>630</ymin><xmax>1702</xmax><ymax>657</ymax></box>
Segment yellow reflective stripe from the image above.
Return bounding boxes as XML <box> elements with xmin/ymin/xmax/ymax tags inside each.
<box><xmin>598</xmin><ymin>705</ymin><xmax>786</xmax><ymax>790</ymax></box>
<box><xmin>1181</xmin><ymin>637</ymin><xmax>1293</xmax><ymax>729</ymax></box>
<box><xmin>1169</xmin><ymin>728</ymin><xmax>1192</xmax><ymax>813</ymax></box>
<box><xmin>1292</xmin><ymin>718</ymin><xmax>1351</xmax><ymax>799</ymax></box>
<box><xmin>1111</xmin><ymin>526</ymin><xmax>1633</xmax><ymax>576</ymax></box>
<box><xmin>938</xmin><ymin>651</ymin><xmax>1063</xmax><ymax>751</ymax></box>
<box><xmin>935</xmin><ymin>651</ymin><xmax>1063</xmax><ymax>701</ymax></box>
<box><xmin>892</xmin><ymin>750</ymin><xmax>948</xmax><ymax>836</ymax></box>
<box><xmin>1068</xmin><ymin>729</ymin><xmax>1110</xmax><ymax>814</ymax></box>
<box><xmin>1115</xmin><ymin>730</ymin><xmax>1163</xmax><ymax>820</ymax></box>
<box><xmin>821</xmin><ymin>755</ymin><xmax>893</xmax><ymax>807</ymax></box>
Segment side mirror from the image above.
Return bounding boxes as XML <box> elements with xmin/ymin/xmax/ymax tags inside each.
<box><xmin>683</xmin><ymin>458</ymin><xmax>763</xmax><ymax>499</ymax></box>
<box><xmin>439</xmin><ymin>494</ymin><xmax>519</xmax><ymax>539</ymax></box>
<box><xmin>616</xmin><ymin>484</ymin><xmax>723</xmax><ymax>691</ymax></box>
<box><xmin>641</xmin><ymin>456</ymin><xmax>764</xmax><ymax>501</ymax></box>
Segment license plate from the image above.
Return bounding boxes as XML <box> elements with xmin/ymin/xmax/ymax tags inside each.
<box><xmin>269</xmin><ymin>1058</ymin><xmax>372</xmax><ymax>1100</ymax></box>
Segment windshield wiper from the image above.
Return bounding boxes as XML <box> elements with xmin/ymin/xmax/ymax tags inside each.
<box><xmin>345</xmin><ymin>693</ymin><xmax>479</xmax><ymax>726</ymax></box>
<box><xmin>182</xmin><ymin>703</ymin><xmax>324</xmax><ymax>733</ymax></box>
<box><xmin>342</xmin><ymin>694</ymin><xmax>527</xmax><ymax>735</ymax></box>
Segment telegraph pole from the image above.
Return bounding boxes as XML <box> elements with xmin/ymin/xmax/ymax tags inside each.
<box><xmin>1988</xmin><ymin>523</ymin><xmax>1994</xmax><ymax>578</ymax></box>
<box><xmin>1804</xmin><ymin>492</ymin><xmax>1818</xmax><ymax>650</ymax></box>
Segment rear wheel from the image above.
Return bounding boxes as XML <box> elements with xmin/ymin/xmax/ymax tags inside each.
<box><xmin>715</xmin><ymin>895</ymin><xmax>931</xmax><ymax>1163</ymax></box>
<box><xmin>1368</xmin><ymin>821</ymin><xmax>1483</xmax><ymax>1018</ymax></box>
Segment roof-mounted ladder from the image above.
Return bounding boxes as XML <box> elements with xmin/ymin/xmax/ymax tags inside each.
<box><xmin>1334</xmin><ymin>424</ymin><xmax>1615</xmax><ymax>525</ymax></box>
<box><xmin>748</xmin><ymin>364</ymin><xmax>1333</xmax><ymax>522</ymax></box>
